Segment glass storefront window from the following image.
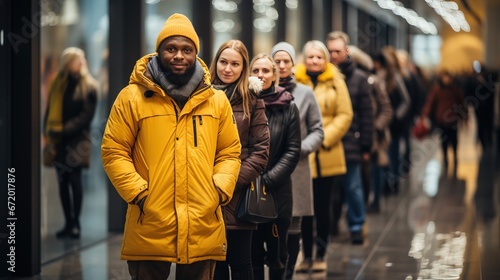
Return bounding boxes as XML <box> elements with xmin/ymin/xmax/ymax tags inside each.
<box><xmin>212</xmin><ymin>0</ymin><xmax>242</xmax><ymax>57</ymax></box>
<box><xmin>144</xmin><ymin>0</ymin><xmax>192</xmax><ymax>54</ymax></box>
<box><xmin>411</xmin><ymin>34</ymin><xmax>442</xmax><ymax>71</ymax></box>
<box><xmin>40</xmin><ymin>0</ymin><xmax>109</xmax><ymax>264</ymax></box>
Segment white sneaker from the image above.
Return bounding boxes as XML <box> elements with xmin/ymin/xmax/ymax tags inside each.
<box><xmin>311</xmin><ymin>259</ymin><xmax>327</xmax><ymax>272</ymax></box>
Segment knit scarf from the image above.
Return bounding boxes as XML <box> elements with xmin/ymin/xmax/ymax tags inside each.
<box><xmin>147</xmin><ymin>56</ymin><xmax>204</xmax><ymax>110</ymax></box>
<box><xmin>278</xmin><ymin>76</ymin><xmax>297</xmax><ymax>93</ymax></box>
<box><xmin>45</xmin><ymin>73</ymin><xmax>67</xmax><ymax>144</ymax></box>
<box><xmin>260</xmin><ymin>86</ymin><xmax>293</xmax><ymax>109</ymax></box>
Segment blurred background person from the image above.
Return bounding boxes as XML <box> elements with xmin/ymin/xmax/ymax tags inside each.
<box><xmin>270</xmin><ymin>42</ymin><xmax>324</xmax><ymax>279</ymax></box>
<box><xmin>396</xmin><ymin>49</ymin><xmax>427</xmax><ymax>173</ymax></box>
<box><xmin>326</xmin><ymin>31</ymin><xmax>373</xmax><ymax>244</ymax></box>
<box><xmin>420</xmin><ymin>70</ymin><xmax>468</xmax><ymax>177</ymax></box>
<box><xmin>210</xmin><ymin>39</ymin><xmax>270</xmax><ymax>280</ymax></box>
<box><xmin>43</xmin><ymin>47</ymin><xmax>98</xmax><ymax>239</ymax></box>
<box><xmin>294</xmin><ymin>40</ymin><xmax>353</xmax><ymax>273</ymax></box>
<box><xmin>462</xmin><ymin>63</ymin><xmax>497</xmax><ymax>151</ymax></box>
<box><xmin>249</xmin><ymin>53</ymin><xmax>301</xmax><ymax>280</ymax></box>
<box><xmin>372</xmin><ymin>48</ymin><xmax>410</xmax><ymax>195</ymax></box>
<box><xmin>349</xmin><ymin>46</ymin><xmax>393</xmax><ymax>214</ymax></box>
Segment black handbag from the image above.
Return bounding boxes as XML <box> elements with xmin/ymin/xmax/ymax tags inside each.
<box><xmin>237</xmin><ymin>176</ymin><xmax>278</xmax><ymax>223</ymax></box>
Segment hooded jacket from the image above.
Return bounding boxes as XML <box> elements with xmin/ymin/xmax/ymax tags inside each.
<box><xmin>101</xmin><ymin>53</ymin><xmax>241</xmax><ymax>264</ymax></box>
<box><xmin>295</xmin><ymin>63</ymin><xmax>353</xmax><ymax>178</ymax></box>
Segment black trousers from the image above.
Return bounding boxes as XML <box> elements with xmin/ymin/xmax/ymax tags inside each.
<box><xmin>55</xmin><ymin>165</ymin><xmax>82</xmax><ymax>228</ymax></box>
<box><xmin>301</xmin><ymin>176</ymin><xmax>336</xmax><ymax>259</ymax></box>
<box><xmin>252</xmin><ymin>215</ymin><xmax>291</xmax><ymax>280</ymax></box>
<box><xmin>214</xmin><ymin>229</ymin><xmax>254</xmax><ymax>280</ymax></box>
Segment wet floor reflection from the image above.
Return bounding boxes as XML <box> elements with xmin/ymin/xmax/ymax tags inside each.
<box><xmin>35</xmin><ymin>130</ymin><xmax>499</xmax><ymax>279</ymax></box>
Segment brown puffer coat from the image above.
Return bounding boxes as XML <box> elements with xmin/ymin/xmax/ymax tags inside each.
<box><xmin>214</xmin><ymin>84</ymin><xmax>270</xmax><ymax>230</ymax></box>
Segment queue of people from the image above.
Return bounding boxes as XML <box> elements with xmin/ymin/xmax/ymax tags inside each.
<box><xmin>38</xmin><ymin>12</ymin><xmax>472</xmax><ymax>280</ymax></box>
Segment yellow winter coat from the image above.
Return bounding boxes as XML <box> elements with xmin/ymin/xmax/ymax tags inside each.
<box><xmin>101</xmin><ymin>53</ymin><xmax>241</xmax><ymax>264</ymax></box>
<box><xmin>295</xmin><ymin>63</ymin><xmax>353</xmax><ymax>177</ymax></box>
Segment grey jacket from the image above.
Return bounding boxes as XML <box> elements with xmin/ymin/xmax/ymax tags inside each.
<box><xmin>287</xmin><ymin>80</ymin><xmax>324</xmax><ymax>217</ymax></box>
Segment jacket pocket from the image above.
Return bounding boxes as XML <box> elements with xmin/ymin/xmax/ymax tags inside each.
<box><xmin>192</xmin><ymin>116</ymin><xmax>198</xmax><ymax>147</ymax></box>
<box><xmin>192</xmin><ymin>115</ymin><xmax>206</xmax><ymax>148</ymax></box>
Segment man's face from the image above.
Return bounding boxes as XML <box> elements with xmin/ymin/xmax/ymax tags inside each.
<box><xmin>158</xmin><ymin>36</ymin><xmax>197</xmax><ymax>75</ymax></box>
<box><xmin>327</xmin><ymin>39</ymin><xmax>348</xmax><ymax>65</ymax></box>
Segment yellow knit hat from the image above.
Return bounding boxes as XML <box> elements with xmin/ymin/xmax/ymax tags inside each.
<box><xmin>156</xmin><ymin>13</ymin><xmax>200</xmax><ymax>53</ymax></box>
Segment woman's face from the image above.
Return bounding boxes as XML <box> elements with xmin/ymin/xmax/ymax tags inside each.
<box><xmin>305</xmin><ymin>48</ymin><xmax>326</xmax><ymax>72</ymax></box>
<box><xmin>216</xmin><ymin>48</ymin><xmax>244</xmax><ymax>85</ymax></box>
<box><xmin>68</xmin><ymin>57</ymin><xmax>83</xmax><ymax>74</ymax></box>
<box><xmin>273</xmin><ymin>51</ymin><xmax>293</xmax><ymax>79</ymax></box>
<box><xmin>251</xmin><ymin>58</ymin><xmax>275</xmax><ymax>90</ymax></box>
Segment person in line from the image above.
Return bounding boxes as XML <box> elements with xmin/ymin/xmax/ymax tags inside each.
<box><xmin>209</xmin><ymin>39</ymin><xmax>270</xmax><ymax>280</ymax></box>
<box><xmin>420</xmin><ymin>70</ymin><xmax>467</xmax><ymax>177</ymax></box>
<box><xmin>372</xmin><ymin>48</ymin><xmax>411</xmax><ymax>195</ymax></box>
<box><xmin>295</xmin><ymin>40</ymin><xmax>353</xmax><ymax>273</ymax></box>
<box><xmin>270</xmin><ymin>42</ymin><xmax>324</xmax><ymax>279</ymax></box>
<box><xmin>396</xmin><ymin>49</ymin><xmax>427</xmax><ymax>174</ymax></box>
<box><xmin>101</xmin><ymin>14</ymin><xmax>242</xmax><ymax>279</ymax></box>
<box><xmin>249</xmin><ymin>53</ymin><xmax>301</xmax><ymax>280</ymax></box>
<box><xmin>348</xmin><ymin>45</ymin><xmax>393</xmax><ymax>214</ymax></box>
<box><xmin>326</xmin><ymin>31</ymin><xmax>374</xmax><ymax>244</ymax></box>
<box><xmin>44</xmin><ymin>46</ymin><xmax>98</xmax><ymax>239</ymax></box>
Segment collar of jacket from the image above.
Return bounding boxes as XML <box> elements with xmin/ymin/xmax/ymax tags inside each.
<box><xmin>338</xmin><ymin>57</ymin><xmax>355</xmax><ymax>78</ymax></box>
<box><xmin>129</xmin><ymin>53</ymin><xmax>212</xmax><ymax>98</ymax></box>
<box><xmin>213</xmin><ymin>83</ymin><xmax>244</xmax><ymax>106</ymax></box>
<box><xmin>295</xmin><ymin>62</ymin><xmax>337</xmax><ymax>85</ymax></box>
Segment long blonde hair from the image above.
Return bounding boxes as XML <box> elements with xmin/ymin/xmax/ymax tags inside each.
<box><xmin>210</xmin><ymin>40</ymin><xmax>253</xmax><ymax>119</ymax></box>
<box><xmin>57</xmin><ymin>47</ymin><xmax>97</xmax><ymax>100</ymax></box>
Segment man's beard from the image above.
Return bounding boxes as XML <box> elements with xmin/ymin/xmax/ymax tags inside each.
<box><xmin>161</xmin><ymin>61</ymin><xmax>196</xmax><ymax>86</ymax></box>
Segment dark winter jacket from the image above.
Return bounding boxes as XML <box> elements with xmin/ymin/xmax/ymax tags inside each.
<box><xmin>44</xmin><ymin>74</ymin><xmax>97</xmax><ymax>168</ymax></box>
<box><xmin>260</xmin><ymin>86</ymin><xmax>301</xmax><ymax>217</ymax></box>
<box><xmin>214</xmin><ymin>84</ymin><xmax>270</xmax><ymax>230</ymax></box>
<box><xmin>421</xmin><ymin>82</ymin><xmax>467</xmax><ymax>128</ymax></box>
<box><xmin>338</xmin><ymin>58</ymin><xmax>374</xmax><ymax>162</ymax></box>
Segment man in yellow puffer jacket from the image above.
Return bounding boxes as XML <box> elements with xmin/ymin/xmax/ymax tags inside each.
<box><xmin>101</xmin><ymin>13</ymin><xmax>241</xmax><ymax>279</ymax></box>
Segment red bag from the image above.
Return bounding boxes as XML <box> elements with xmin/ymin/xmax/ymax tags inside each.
<box><xmin>413</xmin><ymin>118</ymin><xmax>430</xmax><ymax>140</ymax></box>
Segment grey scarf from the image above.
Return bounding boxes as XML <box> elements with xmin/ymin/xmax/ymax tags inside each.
<box><xmin>147</xmin><ymin>56</ymin><xmax>205</xmax><ymax>109</ymax></box>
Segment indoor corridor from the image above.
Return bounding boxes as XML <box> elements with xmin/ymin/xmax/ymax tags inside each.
<box><xmin>31</xmin><ymin>110</ymin><xmax>500</xmax><ymax>280</ymax></box>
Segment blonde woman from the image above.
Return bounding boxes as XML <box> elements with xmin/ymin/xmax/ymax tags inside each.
<box><xmin>209</xmin><ymin>40</ymin><xmax>270</xmax><ymax>280</ymax></box>
<box><xmin>294</xmin><ymin>40</ymin><xmax>353</xmax><ymax>272</ymax></box>
<box><xmin>249</xmin><ymin>53</ymin><xmax>301</xmax><ymax>280</ymax></box>
<box><xmin>44</xmin><ymin>47</ymin><xmax>98</xmax><ymax>239</ymax></box>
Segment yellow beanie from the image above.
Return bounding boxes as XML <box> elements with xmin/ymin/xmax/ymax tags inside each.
<box><xmin>156</xmin><ymin>13</ymin><xmax>200</xmax><ymax>53</ymax></box>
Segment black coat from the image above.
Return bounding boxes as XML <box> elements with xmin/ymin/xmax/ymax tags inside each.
<box><xmin>260</xmin><ymin>86</ymin><xmax>301</xmax><ymax>217</ymax></box>
<box><xmin>338</xmin><ymin>58</ymin><xmax>374</xmax><ymax>162</ymax></box>
<box><xmin>44</xmin><ymin>74</ymin><xmax>97</xmax><ymax>168</ymax></box>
